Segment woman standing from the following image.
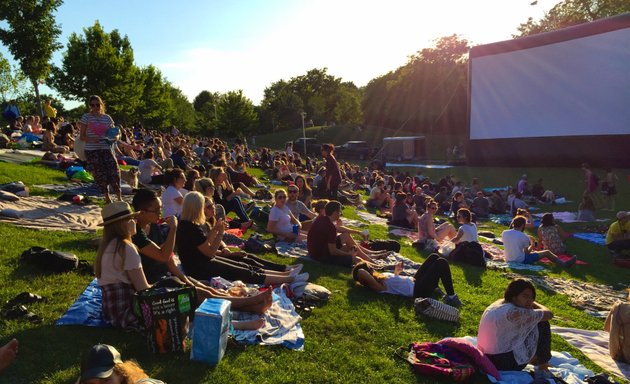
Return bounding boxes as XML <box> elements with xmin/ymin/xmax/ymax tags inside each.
<box><xmin>79</xmin><ymin>95</ymin><xmax>121</xmax><ymax>203</ymax></box>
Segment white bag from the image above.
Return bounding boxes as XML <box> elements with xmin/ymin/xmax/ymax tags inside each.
<box><xmin>414</xmin><ymin>297</ymin><xmax>459</xmax><ymax>323</ymax></box>
<box><xmin>438</xmin><ymin>242</ymin><xmax>455</xmax><ymax>257</ymax></box>
<box><xmin>74</xmin><ymin>134</ymin><xmax>86</xmax><ymax>161</ymax></box>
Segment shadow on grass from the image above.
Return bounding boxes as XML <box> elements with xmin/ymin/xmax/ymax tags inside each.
<box><xmin>3</xmin><ymin>325</ymin><xmax>212</xmax><ymax>384</ymax></box>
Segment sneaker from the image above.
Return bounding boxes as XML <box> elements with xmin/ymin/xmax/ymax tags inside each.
<box><xmin>293</xmin><ymin>272</ymin><xmax>309</xmax><ymax>283</ymax></box>
<box><xmin>288</xmin><ymin>264</ymin><xmax>304</xmax><ymax>276</ymax></box>
<box><xmin>443</xmin><ymin>294</ymin><xmax>462</xmax><ymax>307</ymax></box>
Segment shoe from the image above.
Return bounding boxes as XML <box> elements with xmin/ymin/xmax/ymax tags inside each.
<box><xmin>293</xmin><ymin>272</ymin><xmax>309</xmax><ymax>283</ymax></box>
<box><xmin>288</xmin><ymin>264</ymin><xmax>304</xmax><ymax>276</ymax></box>
<box><xmin>433</xmin><ymin>287</ymin><xmax>445</xmax><ymax>298</ymax></box>
<box><xmin>443</xmin><ymin>294</ymin><xmax>462</xmax><ymax>307</ymax></box>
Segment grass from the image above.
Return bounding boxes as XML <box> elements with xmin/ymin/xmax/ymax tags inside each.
<box><xmin>1</xmin><ymin>162</ymin><xmax>629</xmax><ymax>383</ymax></box>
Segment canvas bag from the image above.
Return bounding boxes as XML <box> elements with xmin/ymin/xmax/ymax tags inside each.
<box><xmin>190</xmin><ymin>298</ymin><xmax>231</xmax><ymax>365</ymax></box>
<box><xmin>414</xmin><ymin>297</ymin><xmax>459</xmax><ymax>323</ymax></box>
<box><xmin>397</xmin><ymin>342</ymin><xmax>475</xmax><ymax>382</ymax></box>
<box><xmin>134</xmin><ymin>283</ymin><xmax>196</xmax><ymax>353</ymax></box>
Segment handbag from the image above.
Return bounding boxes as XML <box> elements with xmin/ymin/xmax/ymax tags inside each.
<box><xmin>74</xmin><ymin>134</ymin><xmax>86</xmax><ymax>161</ymax></box>
<box><xmin>414</xmin><ymin>297</ymin><xmax>459</xmax><ymax>322</ymax></box>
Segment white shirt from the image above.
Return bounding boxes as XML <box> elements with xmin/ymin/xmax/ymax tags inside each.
<box><xmin>501</xmin><ymin>228</ymin><xmax>530</xmax><ymax>263</ymax></box>
<box><xmin>97</xmin><ymin>240</ymin><xmax>142</xmax><ymax>286</ymax></box>
<box><xmin>381</xmin><ymin>273</ymin><xmax>414</xmax><ymax>297</ymax></box>
<box><xmin>269</xmin><ymin>205</ymin><xmax>293</xmax><ymax>236</ymax></box>
<box><xmin>458</xmin><ymin>223</ymin><xmax>479</xmax><ymax>243</ymax></box>
<box><xmin>162</xmin><ymin>185</ymin><xmax>184</xmax><ymax>218</ymax></box>
<box><xmin>477</xmin><ymin>300</ymin><xmax>544</xmax><ymax>365</ymax></box>
<box><xmin>138</xmin><ymin>159</ymin><xmax>159</xmax><ymax>184</ymax></box>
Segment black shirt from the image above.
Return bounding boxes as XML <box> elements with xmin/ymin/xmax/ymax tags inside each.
<box><xmin>132</xmin><ymin>224</ymin><xmax>170</xmax><ymax>284</ymax></box>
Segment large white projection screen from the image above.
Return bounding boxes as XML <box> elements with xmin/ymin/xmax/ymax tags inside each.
<box><xmin>470</xmin><ymin>23</ymin><xmax>630</xmax><ymax>140</ymax></box>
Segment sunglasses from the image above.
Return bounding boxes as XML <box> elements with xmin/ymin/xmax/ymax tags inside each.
<box><xmin>288</xmin><ymin>190</ymin><xmax>298</xmax><ymax>194</ymax></box>
<box><xmin>90</xmin><ymin>103</ymin><xmax>100</xmax><ymax>107</ymax></box>
<box><xmin>276</xmin><ymin>195</ymin><xmax>287</xmax><ymax>200</ymax></box>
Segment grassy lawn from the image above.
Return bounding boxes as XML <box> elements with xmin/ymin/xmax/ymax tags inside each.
<box><xmin>1</xmin><ymin>162</ymin><xmax>629</xmax><ymax>383</ymax></box>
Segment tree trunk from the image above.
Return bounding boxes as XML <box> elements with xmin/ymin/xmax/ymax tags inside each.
<box><xmin>32</xmin><ymin>79</ymin><xmax>43</xmax><ymax>117</ymax></box>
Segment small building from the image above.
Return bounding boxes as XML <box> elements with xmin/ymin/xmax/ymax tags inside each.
<box><xmin>381</xmin><ymin>136</ymin><xmax>426</xmax><ymax>162</ymax></box>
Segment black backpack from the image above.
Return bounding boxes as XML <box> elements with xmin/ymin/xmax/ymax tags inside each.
<box><xmin>21</xmin><ymin>246</ymin><xmax>79</xmax><ymax>273</ymax></box>
<box><xmin>367</xmin><ymin>239</ymin><xmax>401</xmax><ymax>253</ymax></box>
<box><xmin>449</xmin><ymin>241</ymin><xmax>486</xmax><ymax>267</ymax></box>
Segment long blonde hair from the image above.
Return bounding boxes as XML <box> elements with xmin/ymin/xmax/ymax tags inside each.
<box><xmin>181</xmin><ymin>191</ymin><xmax>205</xmax><ymax>225</ymax></box>
<box><xmin>88</xmin><ymin>95</ymin><xmax>105</xmax><ymax>114</ymax></box>
<box><xmin>94</xmin><ymin>219</ymin><xmax>134</xmax><ymax>278</ymax></box>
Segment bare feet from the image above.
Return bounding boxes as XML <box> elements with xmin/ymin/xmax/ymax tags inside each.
<box><xmin>0</xmin><ymin>338</ymin><xmax>18</xmax><ymax>373</ymax></box>
<box><xmin>232</xmin><ymin>317</ymin><xmax>265</xmax><ymax>330</ymax></box>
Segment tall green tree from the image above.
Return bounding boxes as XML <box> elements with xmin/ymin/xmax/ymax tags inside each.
<box><xmin>135</xmin><ymin>65</ymin><xmax>173</xmax><ymax>128</ymax></box>
<box><xmin>0</xmin><ymin>53</ymin><xmax>26</xmax><ymax>102</ymax></box>
<box><xmin>0</xmin><ymin>0</ymin><xmax>63</xmax><ymax>115</ymax></box>
<box><xmin>516</xmin><ymin>0</ymin><xmax>630</xmax><ymax>36</ymax></box>
<box><xmin>50</xmin><ymin>21</ymin><xmax>143</xmax><ymax>122</ymax></box>
<box><xmin>216</xmin><ymin>90</ymin><xmax>257</xmax><ymax>139</ymax></box>
<box><xmin>193</xmin><ymin>90</ymin><xmax>221</xmax><ymax>134</ymax></box>
<box><xmin>168</xmin><ymin>86</ymin><xmax>196</xmax><ymax>133</ymax></box>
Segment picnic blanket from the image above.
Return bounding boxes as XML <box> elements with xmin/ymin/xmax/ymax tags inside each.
<box><xmin>56</xmin><ymin>278</ymin><xmax>110</xmax><ymax>327</ymax></box>
<box><xmin>481</xmin><ymin>242</ymin><xmax>504</xmax><ymax>260</ymax></box>
<box><xmin>274</xmin><ymin>241</ymin><xmax>421</xmax><ymax>276</ymax></box>
<box><xmin>356</xmin><ymin>211</ymin><xmax>389</xmax><ymax>225</ymax></box>
<box><xmin>0</xmin><ymin>195</ymin><xmax>101</xmax><ymax>232</ymax></box>
<box><xmin>0</xmin><ymin>148</ymin><xmax>43</xmax><ymax>164</ymax></box>
<box><xmin>388</xmin><ymin>227</ymin><xmax>419</xmax><ymax>241</ymax></box>
<box><xmin>573</xmin><ymin>233</ymin><xmax>607</xmax><ymax>246</ymax></box>
<box><xmin>489</xmin><ymin>214</ymin><xmax>514</xmax><ymax>226</ymax></box>
<box><xmin>341</xmin><ymin>218</ymin><xmax>367</xmax><ymax>228</ymax></box>
<box><xmin>231</xmin><ymin>286</ymin><xmax>304</xmax><ymax>350</ymax></box>
<box><xmin>540</xmin><ymin>254</ymin><xmax>588</xmax><ymax>265</ymax></box>
<box><xmin>486</xmin><ymin>260</ymin><xmax>546</xmax><ymax>272</ymax></box>
<box><xmin>35</xmin><ymin>182</ymin><xmax>135</xmax><ymax>197</ymax></box>
<box><xmin>505</xmin><ymin>273</ymin><xmax>627</xmax><ymax>316</ymax></box>
<box><xmin>533</xmin><ymin>211</ymin><xmax>609</xmax><ymax>224</ymax></box>
<box><xmin>552</xmin><ymin>326</ymin><xmax>630</xmax><ymax>381</ymax></box>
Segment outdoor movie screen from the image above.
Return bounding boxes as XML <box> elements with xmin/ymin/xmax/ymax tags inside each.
<box><xmin>469</xmin><ymin>21</ymin><xmax>630</xmax><ymax>141</ymax></box>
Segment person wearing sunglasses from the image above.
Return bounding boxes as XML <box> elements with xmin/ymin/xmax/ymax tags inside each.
<box><xmin>267</xmin><ymin>189</ymin><xmax>303</xmax><ymax>242</ymax></box>
<box><xmin>78</xmin><ymin>95</ymin><xmax>121</xmax><ymax>204</ymax></box>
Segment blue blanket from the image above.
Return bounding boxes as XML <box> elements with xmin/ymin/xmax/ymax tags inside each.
<box><xmin>56</xmin><ymin>278</ymin><xmax>110</xmax><ymax>327</ymax></box>
<box><xmin>573</xmin><ymin>232</ymin><xmax>606</xmax><ymax>246</ymax></box>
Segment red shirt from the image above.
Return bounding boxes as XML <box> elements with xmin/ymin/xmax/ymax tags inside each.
<box><xmin>307</xmin><ymin>215</ymin><xmax>337</xmax><ymax>260</ymax></box>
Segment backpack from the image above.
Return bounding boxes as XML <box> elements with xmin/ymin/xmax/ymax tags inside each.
<box><xmin>254</xmin><ymin>189</ymin><xmax>272</xmax><ymax>200</ymax></box>
<box><xmin>366</xmin><ymin>239</ymin><xmax>400</xmax><ymax>253</ymax></box>
<box><xmin>397</xmin><ymin>342</ymin><xmax>475</xmax><ymax>382</ymax></box>
<box><xmin>449</xmin><ymin>241</ymin><xmax>486</xmax><ymax>267</ymax></box>
<box><xmin>244</xmin><ymin>233</ymin><xmax>272</xmax><ymax>253</ymax></box>
<box><xmin>20</xmin><ymin>246</ymin><xmax>79</xmax><ymax>273</ymax></box>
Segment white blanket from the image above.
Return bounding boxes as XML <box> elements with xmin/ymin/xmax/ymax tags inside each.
<box><xmin>0</xmin><ymin>196</ymin><xmax>101</xmax><ymax>232</ymax></box>
<box><xmin>552</xmin><ymin>326</ymin><xmax>630</xmax><ymax>380</ymax></box>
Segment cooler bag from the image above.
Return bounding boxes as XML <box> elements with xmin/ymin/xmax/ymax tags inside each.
<box><xmin>190</xmin><ymin>298</ymin><xmax>231</xmax><ymax>365</ymax></box>
<box><xmin>134</xmin><ymin>285</ymin><xmax>196</xmax><ymax>353</ymax></box>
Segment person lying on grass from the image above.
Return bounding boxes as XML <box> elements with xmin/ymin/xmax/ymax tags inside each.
<box><xmin>307</xmin><ymin>201</ymin><xmax>388</xmax><ymax>268</ymax></box>
<box><xmin>477</xmin><ymin>278</ymin><xmax>554</xmax><ymax>379</ymax></box>
<box><xmin>352</xmin><ymin>253</ymin><xmax>462</xmax><ymax>307</ymax></box>
<box><xmin>131</xmin><ymin>189</ymin><xmax>274</xmax><ymax>314</ymax></box>
<box><xmin>176</xmin><ymin>192</ymin><xmax>307</xmax><ymax>286</ymax></box>
<box><xmin>502</xmin><ymin>216</ymin><xmax>576</xmax><ymax>267</ymax></box>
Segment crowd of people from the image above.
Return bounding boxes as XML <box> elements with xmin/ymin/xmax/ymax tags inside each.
<box><xmin>1</xmin><ymin>95</ymin><xmax>628</xmax><ymax>381</ymax></box>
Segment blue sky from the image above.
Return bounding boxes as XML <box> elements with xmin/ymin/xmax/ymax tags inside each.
<box><xmin>1</xmin><ymin>0</ymin><xmax>559</xmax><ymax>106</ymax></box>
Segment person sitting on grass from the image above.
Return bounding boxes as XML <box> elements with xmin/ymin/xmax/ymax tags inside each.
<box><xmin>176</xmin><ymin>192</ymin><xmax>307</xmax><ymax>286</ymax></box>
<box><xmin>537</xmin><ymin>213</ymin><xmax>572</xmax><ymax>255</ymax></box>
<box><xmin>95</xmin><ymin>202</ymin><xmax>150</xmax><ymax>329</ymax></box>
<box><xmin>577</xmin><ymin>194</ymin><xmax>596</xmax><ymax>222</ymax></box>
<box><xmin>286</xmin><ymin>184</ymin><xmax>317</xmax><ymax>230</ymax></box>
<box><xmin>502</xmin><ymin>216</ymin><xmax>576</xmax><ymax>267</ymax></box>
<box><xmin>470</xmin><ymin>191</ymin><xmax>490</xmax><ymax>218</ymax></box>
<box><xmin>390</xmin><ymin>192</ymin><xmax>419</xmax><ymax>229</ymax></box>
<box><xmin>307</xmin><ymin>201</ymin><xmax>385</xmax><ymax>267</ymax></box>
<box><xmin>131</xmin><ymin>189</ymin><xmax>273</xmax><ymax>314</ymax></box>
<box><xmin>606</xmin><ymin>211</ymin><xmax>630</xmax><ymax>255</ymax></box>
<box><xmin>449</xmin><ymin>191</ymin><xmax>468</xmax><ymax>218</ymax></box>
<box><xmin>352</xmin><ymin>253</ymin><xmax>462</xmax><ymax>307</ymax></box>
<box><xmin>267</xmin><ymin>189</ymin><xmax>304</xmax><ymax>243</ymax></box>
<box><xmin>367</xmin><ymin>178</ymin><xmax>391</xmax><ymax>209</ymax></box>
<box><xmin>477</xmin><ymin>279</ymin><xmax>554</xmax><ymax>378</ymax></box>
<box><xmin>450</xmin><ymin>208</ymin><xmax>478</xmax><ymax>245</ymax></box>
<box><xmin>418</xmin><ymin>200</ymin><xmax>457</xmax><ymax>246</ymax></box>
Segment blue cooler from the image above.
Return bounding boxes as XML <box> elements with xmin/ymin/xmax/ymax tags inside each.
<box><xmin>190</xmin><ymin>298</ymin><xmax>231</xmax><ymax>365</ymax></box>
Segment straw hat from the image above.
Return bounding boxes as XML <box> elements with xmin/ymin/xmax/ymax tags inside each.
<box><xmin>98</xmin><ymin>202</ymin><xmax>139</xmax><ymax>226</ymax></box>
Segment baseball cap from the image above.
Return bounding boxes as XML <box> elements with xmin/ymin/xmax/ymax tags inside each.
<box><xmin>80</xmin><ymin>344</ymin><xmax>122</xmax><ymax>380</ymax></box>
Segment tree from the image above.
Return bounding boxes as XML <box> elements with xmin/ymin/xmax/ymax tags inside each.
<box><xmin>193</xmin><ymin>90</ymin><xmax>221</xmax><ymax>134</ymax></box>
<box><xmin>516</xmin><ymin>0</ymin><xmax>630</xmax><ymax>36</ymax></box>
<box><xmin>50</xmin><ymin>21</ymin><xmax>143</xmax><ymax>122</ymax></box>
<box><xmin>216</xmin><ymin>90</ymin><xmax>257</xmax><ymax>139</ymax></box>
<box><xmin>135</xmin><ymin>65</ymin><xmax>173</xmax><ymax>128</ymax></box>
<box><xmin>0</xmin><ymin>0</ymin><xmax>63</xmax><ymax>115</ymax></box>
<box><xmin>168</xmin><ymin>86</ymin><xmax>196</xmax><ymax>133</ymax></box>
<box><xmin>0</xmin><ymin>53</ymin><xmax>26</xmax><ymax>102</ymax></box>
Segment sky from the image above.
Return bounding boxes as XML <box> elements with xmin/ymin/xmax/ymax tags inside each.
<box><xmin>1</xmin><ymin>0</ymin><xmax>561</xmax><ymax>106</ymax></box>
